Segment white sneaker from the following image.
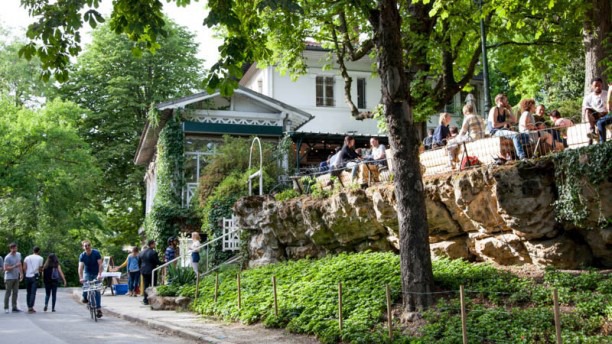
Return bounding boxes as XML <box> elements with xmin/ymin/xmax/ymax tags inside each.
<box><xmin>4</xmin><ymin>309</ymin><xmax>8</xmax><ymax>314</ymax></box>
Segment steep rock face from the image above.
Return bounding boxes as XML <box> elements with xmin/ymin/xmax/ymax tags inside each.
<box><xmin>234</xmin><ymin>161</ymin><xmax>611</xmax><ymax>269</ymax></box>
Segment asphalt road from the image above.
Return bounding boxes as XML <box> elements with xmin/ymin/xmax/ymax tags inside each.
<box><xmin>0</xmin><ymin>288</ymin><xmax>194</xmax><ymax>344</ymax></box>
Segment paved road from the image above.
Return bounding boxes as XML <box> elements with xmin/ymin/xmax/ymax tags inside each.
<box><xmin>0</xmin><ymin>288</ymin><xmax>194</xmax><ymax>344</ymax></box>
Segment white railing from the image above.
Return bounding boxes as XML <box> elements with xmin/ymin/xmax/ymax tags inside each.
<box><xmin>223</xmin><ymin>215</ymin><xmax>241</xmax><ymax>251</ymax></box>
<box><xmin>182</xmin><ymin>182</ymin><xmax>198</xmax><ymax>208</ymax></box>
<box><xmin>152</xmin><ymin>226</ymin><xmax>242</xmax><ymax>284</ymax></box>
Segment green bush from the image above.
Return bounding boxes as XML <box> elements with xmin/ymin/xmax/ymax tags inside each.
<box><xmin>186</xmin><ymin>253</ymin><xmax>610</xmax><ymax>343</ymax></box>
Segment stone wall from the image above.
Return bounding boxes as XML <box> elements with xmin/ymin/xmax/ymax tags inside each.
<box><xmin>234</xmin><ymin>160</ymin><xmax>611</xmax><ymax>269</ymax></box>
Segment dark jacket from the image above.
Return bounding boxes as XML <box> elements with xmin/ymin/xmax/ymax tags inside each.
<box><xmin>337</xmin><ymin>145</ymin><xmax>359</xmax><ymax>168</ymax></box>
<box><xmin>138</xmin><ymin>248</ymin><xmax>161</xmax><ymax>275</ymax></box>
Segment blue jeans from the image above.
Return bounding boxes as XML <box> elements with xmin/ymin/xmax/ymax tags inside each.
<box><xmin>25</xmin><ymin>276</ymin><xmax>38</xmax><ymax>309</ymax></box>
<box><xmin>82</xmin><ymin>273</ymin><xmax>101</xmax><ymax>309</ymax></box>
<box><xmin>493</xmin><ymin>130</ymin><xmax>530</xmax><ymax>160</ymax></box>
<box><xmin>128</xmin><ymin>271</ymin><xmax>140</xmax><ymax>292</ymax></box>
<box><xmin>596</xmin><ymin>114</ymin><xmax>612</xmax><ymax>143</ymax></box>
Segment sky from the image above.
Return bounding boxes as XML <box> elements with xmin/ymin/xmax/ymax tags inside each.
<box><xmin>0</xmin><ymin>0</ymin><xmax>222</xmax><ymax>68</ymax></box>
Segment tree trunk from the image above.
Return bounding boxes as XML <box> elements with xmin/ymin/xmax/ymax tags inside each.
<box><xmin>369</xmin><ymin>0</ymin><xmax>434</xmax><ymax>312</ymax></box>
<box><xmin>583</xmin><ymin>0</ymin><xmax>610</xmax><ymax>93</ymax></box>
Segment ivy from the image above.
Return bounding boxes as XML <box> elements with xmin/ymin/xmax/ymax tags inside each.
<box><xmin>552</xmin><ymin>142</ymin><xmax>611</xmax><ymax>229</ymax></box>
<box><xmin>145</xmin><ymin>111</ymin><xmax>199</xmax><ymax>243</ymax></box>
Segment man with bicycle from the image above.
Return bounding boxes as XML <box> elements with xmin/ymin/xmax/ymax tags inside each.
<box><xmin>78</xmin><ymin>240</ymin><xmax>103</xmax><ymax>318</ymax></box>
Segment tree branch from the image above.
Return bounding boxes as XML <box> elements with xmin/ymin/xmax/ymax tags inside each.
<box><xmin>487</xmin><ymin>40</ymin><xmax>561</xmax><ymax>49</ymax></box>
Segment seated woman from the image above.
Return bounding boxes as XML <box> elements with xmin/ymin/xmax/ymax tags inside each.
<box><xmin>534</xmin><ymin>104</ymin><xmax>548</xmax><ymax>130</ymax></box>
<box><xmin>446</xmin><ymin>103</ymin><xmax>486</xmax><ymax>169</ymax></box>
<box><xmin>518</xmin><ymin>98</ymin><xmax>554</xmax><ymax>150</ymax></box>
<box><xmin>432</xmin><ymin>112</ymin><xmax>452</xmax><ymax>148</ymax></box>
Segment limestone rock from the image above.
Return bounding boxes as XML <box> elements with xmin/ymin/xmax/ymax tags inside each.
<box><xmin>473</xmin><ymin>234</ymin><xmax>532</xmax><ymax>265</ymax></box>
<box><xmin>235</xmin><ymin>160</ymin><xmax>611</xmax><ymax>268</ymax></box>
<box><xmin>523</xmin><ymin>234</ymin><xmax>593</xmax><ymax>269</ymax></box>
<box><xmin>430</xmin><ymin>237</ymin><xmax>469</xmax><ymax>260</ymax></box>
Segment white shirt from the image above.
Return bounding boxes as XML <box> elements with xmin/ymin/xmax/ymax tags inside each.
<box><xmin>24</xmin><ymin>254</ymin><xmax>44</xmax><ymax>278</ymax></box>
<box><xmin>371</xmin><ymin>144</ymin><xmax>386</xmax><ymax>160</ymax></box>
<box><xmin>582</xmin><ymin>89</ymin><xmax>608</xmax><ymax>122</ymax></box>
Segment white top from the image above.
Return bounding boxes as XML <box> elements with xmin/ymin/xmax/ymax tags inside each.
<box><xmin>189</xmin><ymin>240</ymin><xmax>201</xmax><ymax>253</ymax></box>
<box><xmin>519</xmin><ymin>111</ymin><xmax>536</xmax><ymax>132</ymax></box>
<box><xmin>371</xmin><ymin>144</ymin><xmax>386</xmax><ymax>160</ymax></box>
<box><xmin>24</xmin><ymin>254</ymin><xmax>44</xmax><ymax>278</ymax></box>
<box><xmin>582</xmin><ymin>89</ymin><xmax>608</xmax><ymax>122</ymax></box>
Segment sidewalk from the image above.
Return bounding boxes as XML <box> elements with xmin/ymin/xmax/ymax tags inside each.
<box><xmin>71</xmin><ymin>289</ymin><xmax>319</xmax><ymax>344</ymax></box>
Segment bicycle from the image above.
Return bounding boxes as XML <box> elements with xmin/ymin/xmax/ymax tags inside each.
<box><xmin>82</xmin><ymin>280</ymin><xmax>103</xmax><ymax>321</ymax></box>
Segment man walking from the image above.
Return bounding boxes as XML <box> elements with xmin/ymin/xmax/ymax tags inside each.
<box><xmin>139</xmin><ymin>239</ymin><xmax>161</xmax><ymax>305</ymax></box>
<box><xmin>23</xmin><ymin>246</ymin><xmax>44</xmax><ymax>313</ymax></box>
<box><xmin>78</xmin><ymin>240</ymin><xmax>103</xmax><ymax>318</ymax></box>
<box><xmin>4</xmin><ymin>243</ymin><xmax>23</xmax><ymax>313</ymax></box>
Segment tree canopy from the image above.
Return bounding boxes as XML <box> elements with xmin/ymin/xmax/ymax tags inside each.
<box><xmin>55</xmin><ymin>20</ymin><xmax>204</xmax><ymax>241</ymax></box>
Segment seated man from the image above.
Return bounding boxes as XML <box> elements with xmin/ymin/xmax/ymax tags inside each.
<box><xmin>594</xmin><ymin>82</ymin><xmax>612</xmax><ymax>143</ymax></box>
<box><xmin>582</xmin><ymin>77</ymin><xmax>609</xmax><ymax>143</ymax></box>
<box><xmin>487</xmin><ymin>93</ymin><xmax>530</xmax><ymax>160</ymax></box>
<box><xmin>364</xmin><ymin>137</ymin><xmax>387</xmax><ymax>166</ymax></box>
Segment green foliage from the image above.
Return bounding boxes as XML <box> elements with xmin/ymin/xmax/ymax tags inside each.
<box><xmin>146</xmin><ymin>112</ymin><xmax>200</xmax><ymax>243</ymax></box>
<box><xmin>274</xmin><ymin>189</ymin><xmax>300</xmax><ymax>201</ymax></box>
<box><xmin>552</xmin><ymin>143</ymin><xmax>612</xmax><ymax>228</ymax></box>
<box><xmin>167</xmin><ymin>264</ymin><xmax>196</xmax><ymax>286</ymax></box>
<box><xmin>54</xmin><ymin>22</ymin><xmax>203</xmax><ymax>251</ymax></box>
<box><xmin>197</xmin><ymin>135</ymin><xmax>290</xmax><ymax>266</ymax></box>
<box><xmin>0</xmin><ymin>96</ymin><xmax>102</xmax><ymax>285</ymax></box>
<box><xmin>187</xmin><ymin>254</ymin><xmax>610</xmax><ymax>343</ymax></box>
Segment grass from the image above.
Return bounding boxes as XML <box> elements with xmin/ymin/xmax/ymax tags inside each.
<box><xmin>169</xmin><ymin>252</ymin><xmax>611</xmax><ymax>343</ymax></box>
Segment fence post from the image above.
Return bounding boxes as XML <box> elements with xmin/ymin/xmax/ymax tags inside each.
<box><xmin>195</xmin><ymin>270</ymin><xmax>200</xmax><ymax>299</ymax></box>
<box><xmin>272</xmin><ymin>276</ymin><xmax>279</xmax><ymax>317</ymax></box>
<box><xmin>553</xmin><ymin>289</ymin><xmax>563</xmax><ymax>344</ymax></box>
<box><xmin>460</xmin><ymin>285</ymin><xmax>468</xmax><ymax>344</ymax></box>
<box><xmin>214</xmin><ymin>272</ymin><xmax>219</xmax><ymax>302</ymax></box>
<box><xmin>338</xmin><ymin>282</ymin><xmax>343</xmax><ymax>332</ymax></box>
<box><xmin>237</xmin><ymin>272</ymin><xmax>242</xmax><ymax>309</ymax></box>
<box><xmin>386</xmin><ymin>284</ymin><xmax>393</xmax><ymax>341</ymax></box>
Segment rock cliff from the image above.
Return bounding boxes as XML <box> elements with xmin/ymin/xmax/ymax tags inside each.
<box><xmin>234</xmin><ymin>160</ymin><xmax>611</xmax><ymax>269</ymax></box>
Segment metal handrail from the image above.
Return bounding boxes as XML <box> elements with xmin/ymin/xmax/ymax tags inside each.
<box><xmin>152</xmin><ymin>227</ymin><xmax>241</xmax><ymax>283</ymax></box>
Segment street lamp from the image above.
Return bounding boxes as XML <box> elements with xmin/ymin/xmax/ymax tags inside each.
<box><xmin>477</xmin><ymin>0</ymin><xmax>491</xmax><ymax>116</ymax></box>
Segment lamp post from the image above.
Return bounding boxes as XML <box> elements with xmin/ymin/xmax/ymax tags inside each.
<box><xmin>477</xmin><ymin>0</ymin><xmax>491</xmax><ymax>116</ymax></box>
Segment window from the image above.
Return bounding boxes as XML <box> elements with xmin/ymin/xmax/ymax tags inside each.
<box><xmin>316</xmin><ymin>76</ymin><xmax>335</xmax><ymax>107</ymax></box>
<box><xmin>357</xmin><ymin>78</ymin><xmax>366</xmax><ymax>109</ymax></box>
<box><xmin>257</xmin><ymin>79</ymin><xmax>263</xmax><ymax>94</ymax></box>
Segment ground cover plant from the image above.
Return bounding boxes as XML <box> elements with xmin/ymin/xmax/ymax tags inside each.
<box><xmin>181</xmin><ymin>252</ymin><xmax>610</xmax><ymax>343</ymax></box>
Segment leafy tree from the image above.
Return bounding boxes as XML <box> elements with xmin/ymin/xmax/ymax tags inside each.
<box><xmin>15</xmin><ymin>0</ymin><xmax>607</xmax><ymax>313</ymax></box>
<box><xmin>54</xmin><ymin>21</ymin><xmax>204</xmax><ymax>241</ymax></box>
<box><xmin>0</xmin><ymin>96</ymin><xmax>102</xmax><ymax>283</ymax></box>
<box><xmin>0</xmin><ymin>29</ymin><xmax>51</xmax><ymax>107</ymax></box>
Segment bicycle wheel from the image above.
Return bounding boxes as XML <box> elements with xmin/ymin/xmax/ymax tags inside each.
<box><xmin>89</xmin><ymin>291</ymin><xmax>97</xmax><ymax>322</ymax></box>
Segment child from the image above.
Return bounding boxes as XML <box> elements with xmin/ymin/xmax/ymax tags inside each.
<box><xmin>189</xmin><ymin>232</ymin><xmax>201</xmax><ymax>275</ymax></box>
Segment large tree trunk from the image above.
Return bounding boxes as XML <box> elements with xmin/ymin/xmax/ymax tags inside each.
<box><xmin>583</xmin><ymin>0</ymin><xmax>610</xmax><ymax>93</ymax></box>
<box><xmin>369</xmin><ymin>0</ymin><xmax>434</xmax><ymax>312</ymax></box>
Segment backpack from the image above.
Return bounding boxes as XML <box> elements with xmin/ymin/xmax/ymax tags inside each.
<box><xmin>51</xmin><ymin>267</ymin><xmax>60</xmax><ymax>280</ymax></box>
<box><xmin>460</xmin><ymin>156</ymin><xmax>481</xmax><ymax>171</ymax></box>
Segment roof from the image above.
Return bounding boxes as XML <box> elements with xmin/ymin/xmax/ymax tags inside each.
<box><xmin>134</xmin><ymin>86</ymin><xmax>314</xmax><ymax>165</ymax></box>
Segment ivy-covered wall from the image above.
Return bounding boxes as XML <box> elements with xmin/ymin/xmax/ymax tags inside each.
<box><xmin>145</xmin><ymin>111</ymin><xmax>199</xmax><ymax>243</ymax></box>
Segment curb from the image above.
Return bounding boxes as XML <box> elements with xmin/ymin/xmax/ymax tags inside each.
<box><xmin>70</xmin><ymin>289</ymin><xmax>224</xmax><ymax>344</ymax></box>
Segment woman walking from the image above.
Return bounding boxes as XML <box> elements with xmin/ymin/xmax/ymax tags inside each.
<box><xmin>42</xmin><ymin>253</ymin><xmax>67</xmax><ymax>312</ymax></box>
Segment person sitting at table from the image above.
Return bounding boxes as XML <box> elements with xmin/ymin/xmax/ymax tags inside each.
<box><xmin>549</xmin><ymin>110</ymin><xmax>573</xmax><ymax>147</ymax></box>
<box><xmin>519</xmin><ymin>98</ymin><xmax>555</xmax><ymax>150</ymax></box>
<box><xmin>433</xmin><ymin>112</ymin><xmax>452</xmax><ymax>148</ymax></box>
<box><xmin>446</xmin><ymin>103</ymin><xmax>486</xmax><ymax>169</ymax></box>
<box><xmin>333</xmin><ymin>135</ymin><xmax>361</xmax><ymax>180</ymax></box>
<box><xmin>487</xmin><ymin>93</ymin><xmax>529</xmax><ymax>160</ymax></box>
<box><xmin>364</xmin><ymin>137</ymin><xmax>386</xmax><ymax>165</ymax></box>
